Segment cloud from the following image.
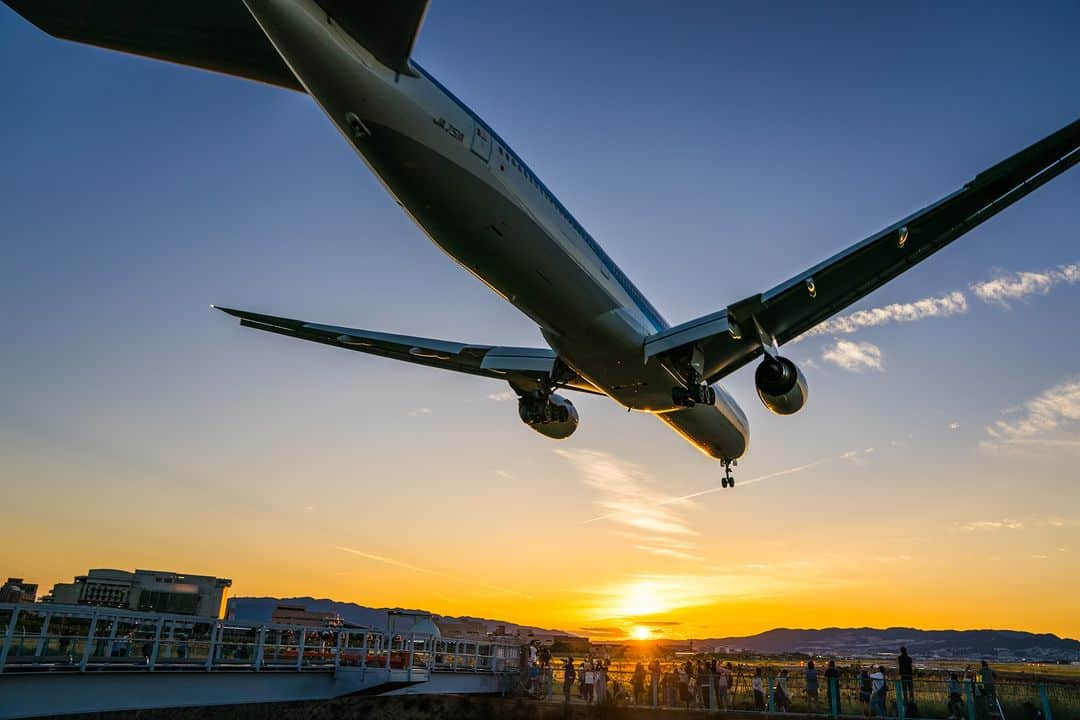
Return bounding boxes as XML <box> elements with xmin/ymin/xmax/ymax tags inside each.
<box><xmin>488</xmin><ymin>390</ymin><xmax>516</xmax><ymax>402</ymax></box>
<box><xmin>971</xmin><ymin>262</ymin><xmax>1080</xmax><ymax>307</ymax></box>
<box><xmin>409</xmin><ymin>407</ymin><xmax>432</xmax><ymax>416</ymax></box>
<box><xmin>956</xmin><ymin>519</ymin><xmax>1024</xmax><ymax>531</ymax></box>
<box><xmin>634</xmin><ymin>545</ymin><xmax>705</xmax><ymax>562</ymax></box>
<box><xmin>802</xmin><ymin>291</ymin><xmax>967</xmax><ymax>338</ymax></box>
<box><xmin>949</xmin><ymin>422</ymin><xmax>961</xmax><ymax>430</ymax></box>
<box><xmin>984</xmin><ymin>378</ymin><xmax>1080</xmax><ymax>448</ymax></box>
<box><xmin>1032</xmin><ymin>554</ymin><xmax>1049</xmax><ymax>560</ymax></box>
<box><xmin>558</xmin><ymin>449</ymin><xmax>697</xmax><ymax>537</ymax></box>
<box><xmin>822</xmin><ymin>340</ymin><xmax>883</xmax><ymax>371</ymax></box>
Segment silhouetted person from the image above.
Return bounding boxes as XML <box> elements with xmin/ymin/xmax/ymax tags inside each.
<box><xmin>806</xmin><ymin>660</ymin><xmax>820</xmax><ymax>710</ymax></box>
<box><xmin>776</xmin><ymin>669</ymin><xmax>793</xmax><ymax>712</ymax></box>
<box><xmin>562</xmin><ymin>657</ymin><xmax>575</xmax><ymax>704</ymax></box>
<box><xmin>649</xmin><ymin>658</ymin><xmax>662</xmax><ymax>706</ymax></box>
<box><xmin>898</xmin><ymin>646</ymin><xmax>915</xmax><ymax>705</ymax></box>
<box><xmin>753</xmin><ymin>667</ymin><xmax>766</xmax><ymax>711</ymax></box>
<box><xmin>859</xmin><ymin>667</ymin><xmax>873</xmax><ymax>718</ymax></box>
<box><xmin>870</xmin><ymin>666</ymin><xmax>887</xmax><ymax>717</ymax></box>
<box><xmin>825</xmin><ymin>660</ymin><xmax>842</xmax><ymax>714</ymax></box>
<box><xmin>632</xmin><ymin>661</ymin><xmax>646</xmax><ymax>705</ymax></box>
<box><xmin>948</xmin><ymin>672</ymin><xmax>965</xmax><ymax>720</ymax></box>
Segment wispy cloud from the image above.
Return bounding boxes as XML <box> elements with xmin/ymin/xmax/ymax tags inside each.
<box><xmin>956</xmin><ymin>519</ymin><xmax>1024</xmax><ymax>531</ymax></box>
<box><xmin>949</xmin><ymin>422</ymin><xmax>961</xmax><ymax>430</ymax></box>
<box><xmin>983</xmin><ymin>378</ymin><xmax>1080</xmax><ymax>449</ymax></box>
<box><xmin>409</xmin><ymin>407</ymin><xmax>433</xmax><ymax>416</ymax></box>
<box><xmin>559</xmin><ymin>449</ymin><xmax>697</xmax><ymax>536</ymax></box>
<box><xmin>635</xmin><ymin>545</ymin><xmax>706</xmax><ymax>562</ymax></box>
<box><xmin>822</xmin><ymin>339</ymin><xmax>883</xmax><ymax>371</ymax></box>
<box><xmin>584</xmin><ymin>459</ymin><xmax>827</xmax><ymax>526</ymax></box>
<box><xmin>803</xmin><ymin>291</ymin><xmax>967</xmax><ymax>338</ymax></box>
<box><xmin>971</xmin><ymin>262</ymin><xmax>1080</xmax><ymax>307</ymax></box>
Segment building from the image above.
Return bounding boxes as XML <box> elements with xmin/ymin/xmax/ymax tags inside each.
<box><xmin>0</xmin><ymin>578</ymin><xmax>37</xmax><ymax>603</ymax></box>
<box><xmin>49</xmin><ymin>569</ymin><xmax>231</xmax><ymax>618</ymax></box>
<box><xmin>435</xmin><ymin>619</ymin><xmax>488</xmax><ymax>639</ymax></box>
<box><xmin>271</xmin><ymin>603</ymin><xmax>343</xmax><ymax>629</ymax></box>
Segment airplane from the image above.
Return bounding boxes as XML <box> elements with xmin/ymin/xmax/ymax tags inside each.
<box><xmin>6</xmin><ymin>1</ymin><xmax>1078</xmax><ymax>486</ymax></box>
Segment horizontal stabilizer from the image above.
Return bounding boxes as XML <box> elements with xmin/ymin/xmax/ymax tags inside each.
<box><xmin>3</xmin><ymin>0</ymin><xmax>304</xmax><ymax>91</ymax></box>
<box><xmin>213</xmin><ymin>306</ymin><xmax>600</xmax><ymax>395</ymax></box>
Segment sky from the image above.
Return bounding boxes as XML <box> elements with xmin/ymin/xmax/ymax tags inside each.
<box><xmin>1</xmin><ymin>2</ymin><xmax>1079</xmax><ymax>642</ymax></box>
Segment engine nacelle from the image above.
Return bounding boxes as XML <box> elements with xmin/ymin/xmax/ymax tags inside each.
<box><xmin>518</xmin><ymin>393</ymin><xmax>579</xmax><ymax>439</ymax></box>
<box><xmin>754</xmin><ymin>356</ymin><xmax>808</xmax><ymax>415</ymax></box>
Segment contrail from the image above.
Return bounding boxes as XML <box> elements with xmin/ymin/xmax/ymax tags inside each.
<box><xmin>333</xmin><ymin>545</ymin><xmax>533</xmax><ymax>599</ymax></box>
<box><xmin>582</xmin><ymin>459</ymin><xmax>829</xmax><ymax>524</ymax></box>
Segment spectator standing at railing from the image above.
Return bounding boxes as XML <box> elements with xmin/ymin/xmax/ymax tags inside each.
<box><xmin>870</xmin><ymin>665</ymin><xmax>887</xmax><ymax>717</ymax></box>
<box><xmin>662</xmin><ymin>666</ymin><xmax>675</xmax><ymax>706</ymax></box>
<box><xmin>717</xmin><ymin>660</ymin><xmax>732</xmax><ymax>710</ymax></box>
<box><xmin>825</xmin><ymin>660</ymin><xmax>842</xmax><ymax>714</ymax></box>
<box><xmin>698</xmin><ymin>659</ymin><xmax>713</xmax><ymax>707</ymax></box>
<box><xmin>898</xmin><ymin>646</ymin><xmax>915</xmax><ymax>705</ymax></box>
<box><xmin>948</xmin><ymin>672</ymin><xmax>965</xmax><ymax>720</ymax></box>
<box><xmin>595</xmin><ymin>658</ymin><xmax>607</xmax><ymax>703</ymax></box>
<box><xmin>859</xmin><ymin>666</ymin><xmax>873</xmax><ymax>717</ymax></box>
<box><xmin>632</xmin><ymin>661</ymin><xmax>647</xmax><ymax>705</ymax></box>
<box><xmin>776</xmin><ymin>669</ymin><xmax>793</xmax><ymax>712</ymax></box>
<box><xmin>650</xmin><ymin>658</ymin><xmax>662</xmax><ymax>706</ymax></box>
<box><xmin>581</xmin><ymin>660</ymin><xmax>594</xmax><ymax>703</ymax></box>
<box><xmin>806</xmin><ymin>660</ymin><xmax>820</xmax><ymax>710</ymax></box>
<box><xmin>753</xmin><ymin>667</ymin><xmax>766</xmax><ymax>711</ymax></box>
<box><xmin>978</xmin><ymin>660</ymin><xmax>996</xmax><ymax>701</ymax></box>
<box><xmin>562</xmin><ymin>657</ymin><xmax>575</xmax><ymax>704</ymax></box>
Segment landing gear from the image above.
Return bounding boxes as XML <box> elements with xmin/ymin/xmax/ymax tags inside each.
<box><xmin>721</xmin><ymin>459</ymin><xmax>736</xmax><ymax>488</ymax></box>
<box><xmin>671</xmin><ymin>371</ymin><xmax>716</xmax><ymax>408</ymax></box>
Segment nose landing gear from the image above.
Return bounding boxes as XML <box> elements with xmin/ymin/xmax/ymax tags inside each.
<box><xmin>721</xmin><ymin>459</ymin><xmax>736</xmax><ymax>488</ymax></box>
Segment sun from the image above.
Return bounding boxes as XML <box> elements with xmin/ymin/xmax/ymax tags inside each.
<box><xmin>630</xmin><ymin>625</ymin><xmax>652</xmax><ymax>641</ymax></box>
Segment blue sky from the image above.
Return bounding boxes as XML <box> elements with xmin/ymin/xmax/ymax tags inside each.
<box><xmin>2</xmin><ymin>2</ymin><xmax>1079</xmax><ymax>636</ymax></box>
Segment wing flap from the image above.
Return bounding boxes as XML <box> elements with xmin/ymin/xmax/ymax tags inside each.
<box><xmin>3</xmin><ymin>0</ymin><xmax>304</xmax><ymax>91</ymax></box>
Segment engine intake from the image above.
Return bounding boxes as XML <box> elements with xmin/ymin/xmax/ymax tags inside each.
<box><xmin>754</xmin><ymin>356</ymin><xmax>808</xmax><ymax>415</ymax></box>
<box><xmin>518</xmin><ymin>393</ymin><xmax>579</xmax><ymax>439</ymax></box>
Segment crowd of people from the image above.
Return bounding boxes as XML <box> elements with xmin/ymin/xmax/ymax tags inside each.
<box><xmin>522</xmin><ymin>642</ymin><xmax>1003</xmax><ymax>718</ymax></box>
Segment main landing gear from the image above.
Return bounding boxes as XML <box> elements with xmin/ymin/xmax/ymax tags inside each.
<box><xmin>671</xmin><ymin>370</ymin><xmax>716</xmax><ymax>408</ymax></box>
<box><xmin>721</xmin><ymin>459</ymin><xmax>736</xmax><ymax>488</ymax></box>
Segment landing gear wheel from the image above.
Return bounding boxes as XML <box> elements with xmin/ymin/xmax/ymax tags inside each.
<box><xmin>722</xmin><ymin>460</ymin><xmax>736</xmax><ymax>488</ymax></box>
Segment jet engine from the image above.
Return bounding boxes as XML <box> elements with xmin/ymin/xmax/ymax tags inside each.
<box><xmin>518</xmin><ymin>393</ymin><xmax>579</xmax><ymax>439</ymax></box>
<box><xmin>754</xmin><ymin>356</ymin><xmax>808</xmax><ymax>415</ymax></box>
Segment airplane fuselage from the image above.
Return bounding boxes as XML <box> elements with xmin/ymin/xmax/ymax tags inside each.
<box><xmin>246</xmin><ymin>0</ymin><xmax>749</xmax><ymax>460</ymax></box>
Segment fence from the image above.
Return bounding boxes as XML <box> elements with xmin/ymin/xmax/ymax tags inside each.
<box><xmin>534</xmin><ymin>661</ymin><xmax>1080</xmax><ymax>720</ymax></box>
<box><xmin>0</xmin><ymin>603</ymin><xmax>519</xmax><ymax>677</ymax></box>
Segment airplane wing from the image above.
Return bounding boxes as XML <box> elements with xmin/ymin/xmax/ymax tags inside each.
<box><xmin>2</xmin><ymin>0</ymin><xmax>430</xmax><ymax>88</ymax></box>
<box><xmin>645</xmin><ymin>116</ymin><xmax>1080</xmax><ymax>384</ymax></box>
<box><xmin>213</xmin><ymin>306</ymin><xmax>602</xmax><ymax>396</ymax></box>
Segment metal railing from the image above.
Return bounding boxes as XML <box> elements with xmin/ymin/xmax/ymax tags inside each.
<box><xmin>532</xmin><ymin>661</ymin><xmax>1080</xmax><ymax>720</ymax></box>
<box><xmin>0</xmin><ymin>603</ymin><xmax>520</xmax><ymax>678</ymax></box>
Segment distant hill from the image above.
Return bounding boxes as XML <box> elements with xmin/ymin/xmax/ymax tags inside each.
<box><xmin>699</xmin><ymin>627</ymin><xmax>1080</xmax><ymax>661</ymax></box>
<box><xmin>227</xmin><ymin>596</ymin><xmax>577</xmax><ymax>639</ymax></box>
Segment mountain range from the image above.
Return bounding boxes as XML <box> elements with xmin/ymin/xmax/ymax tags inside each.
<box><xmin>227</xmin><ymin>598</ymin><xmax>1080</xmax><ymax>661</ymax></box>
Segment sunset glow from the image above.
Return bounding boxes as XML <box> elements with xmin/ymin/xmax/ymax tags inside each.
<box><xmin>1</xmin><ymin>2</ymin><xmax>1079</xmax><ymax>645</ymax></box>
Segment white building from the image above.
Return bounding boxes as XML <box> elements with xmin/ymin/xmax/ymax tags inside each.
<box><xmin>49</xmin><ymin>569</ymin><xmax>231</xmax><ymax>618</ymax></box>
